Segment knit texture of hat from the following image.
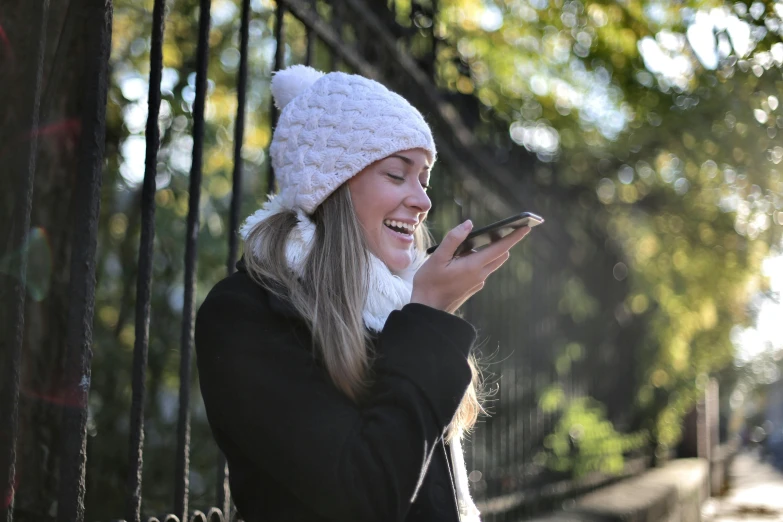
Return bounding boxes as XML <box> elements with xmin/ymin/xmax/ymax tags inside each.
<box><xmin>268</xmin><ymin>65</ymin><xmax>437</xmax><ymax>215</ymax></box>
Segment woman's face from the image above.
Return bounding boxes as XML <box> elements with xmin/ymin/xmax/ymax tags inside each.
<box><xmin>348</xmin><ymin>148</ymin><xmax>432</xmax><ymax>273</ymax></box>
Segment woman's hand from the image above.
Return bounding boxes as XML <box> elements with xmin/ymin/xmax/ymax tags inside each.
<box><xmin>410</xmin><ymin>220</ymin><xmax>530</xmax><ymax>313</ymax></box>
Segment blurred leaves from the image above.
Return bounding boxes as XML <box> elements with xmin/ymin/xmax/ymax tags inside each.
<box><xmin>537</xmin><ymin>391</ymin><xmax>648</xmax><ymax>476</ymax></box>
<box><xmin>428</xmin><ymin>0</ymin><xmax>781</xmax><ymax>456</ymax></box>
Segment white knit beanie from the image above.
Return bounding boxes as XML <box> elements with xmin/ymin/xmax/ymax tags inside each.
<box><xmin>263</xmin><ymin>65</ymin><xmax>437</xmax><ymax>215</ymax></box>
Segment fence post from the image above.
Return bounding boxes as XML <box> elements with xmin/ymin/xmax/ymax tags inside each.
<box><xmin>56</xmin><ymin>1</ymin><xmax>113</xmax><ymax>521</ymax></box>
<box><xmin>125</xmin><ymin>0</ymin><xmax>168</xmax><ymax>520</ymax></box>
<box><xmin>175</xmin><ymin>0</ymin><xmax>212</xmax><ymax>518</ymax></box>
<box><xmin>0</xmin><ymin>0</ymin><xmax>51</xmax><ymax>517</ymax></box>
<box><xmin>267</xmin><ymin>1</ymin><xmax>285</xmax><ymax>195</ymax></box>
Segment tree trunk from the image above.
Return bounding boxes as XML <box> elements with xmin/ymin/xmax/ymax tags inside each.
<box><xmin>0</xmin><ymin>1</ymin><xmax>108</xmax><ymax>520</ymax></box>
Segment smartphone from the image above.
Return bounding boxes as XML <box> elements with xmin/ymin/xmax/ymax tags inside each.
<box><xmin>426</xmin><ymin>212</ymin><xmax>544</xmax><ymax>256</ymax></box>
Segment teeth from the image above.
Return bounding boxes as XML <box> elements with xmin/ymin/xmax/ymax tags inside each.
<box><xmin>385</xmin><ymin>219</ymin><xmax>415</xmax><ymax>233</ymax></box>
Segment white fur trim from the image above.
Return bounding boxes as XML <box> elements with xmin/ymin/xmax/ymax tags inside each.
<box><xmin>238</xmin><ymin>194</ymin><xmax>286</xmax><ymax>241</ymax></box>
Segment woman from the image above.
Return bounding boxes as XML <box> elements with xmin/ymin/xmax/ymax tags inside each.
<box><xmin>195</xmin><ymin>65</ymin><xmax>530</xmax><ymax>522</ymax></box>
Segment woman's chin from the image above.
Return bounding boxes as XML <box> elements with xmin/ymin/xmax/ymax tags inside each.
<box><xmin>378</xmin><ymin>248</ymin><xmax>414</xmax><ymax>273</ymax></box>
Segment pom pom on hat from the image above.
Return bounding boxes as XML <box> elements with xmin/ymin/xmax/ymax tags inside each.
<box><xmin>270</xmin><ymin>65</ymin><xmax>325</xmax><ymax>110</ymax></box>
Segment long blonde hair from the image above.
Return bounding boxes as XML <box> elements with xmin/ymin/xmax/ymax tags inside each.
<box><xmin>243</xmin><ymin>184</ymin><xmax>485</xmax><ymax>441</ymax></box>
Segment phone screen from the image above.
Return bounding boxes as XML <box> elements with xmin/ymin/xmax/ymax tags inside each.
<box><xmin>426</xmin><ymin>212</ymin><xmax>544</xmax><ymax>256</ymax></box>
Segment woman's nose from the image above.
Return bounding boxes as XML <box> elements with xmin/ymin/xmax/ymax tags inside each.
<box><xmin>407</xmin><ymin>183</ymin><xmax>432</xmax><ymax>213</ymax></box>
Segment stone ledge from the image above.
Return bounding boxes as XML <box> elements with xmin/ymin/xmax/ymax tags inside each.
<box><xmin>528</xmin><ymin>459</ymin><xmax>709</xmax><ymax>522</ymax></box>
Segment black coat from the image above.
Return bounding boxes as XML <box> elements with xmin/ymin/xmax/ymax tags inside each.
<box><xmin>195</xmin><ymin>258</ymin><xmax>478</xmax><ymax>522</ymax></box>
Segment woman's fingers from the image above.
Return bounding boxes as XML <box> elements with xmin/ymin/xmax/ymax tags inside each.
<box><xmin>469</xmin><ymin>226</ymin><xmax>530</xmax><ymax>266</ymax></box>
<box><xmin>433</xmin><ymin>220</ymin><xmax>473</xmax><ymax>261</ymax></box>
<box><xmin>481</xmin><ymin>251</ymin><xmax>510</xmax><ymax>277</ymax></box>
<box><xmin>413</xmin><ymin>221</ymin><xmax>531</xmax><ymax>312</ymax></box>
<box><xmin>467</xmin><ymin>280</ymin><xmax>485</xmax><ymax>295</ymax></box>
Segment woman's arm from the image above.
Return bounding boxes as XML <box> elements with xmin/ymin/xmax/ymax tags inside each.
<box><xmin>195</xmin><ymin>289</ymin><xmax>475</xmax><ymax>522</ymax></box>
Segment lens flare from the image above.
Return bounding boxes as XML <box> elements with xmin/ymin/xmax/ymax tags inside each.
<box><xmin>0</xmin><ymin>227</ymin><xmax>53</xmax><ymax>302</ymax></box>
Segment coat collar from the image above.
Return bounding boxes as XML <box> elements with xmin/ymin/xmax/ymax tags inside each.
<box><xmin>236</xmin><ymin>256</ymin><xmax>301</xmax><ymax>319</ymax></box>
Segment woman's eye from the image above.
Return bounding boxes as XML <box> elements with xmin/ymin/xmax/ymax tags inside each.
<box><xmin>387</xmin><ymin>173</ymin><xmax>428</xmax><ymax>190</ymax></box>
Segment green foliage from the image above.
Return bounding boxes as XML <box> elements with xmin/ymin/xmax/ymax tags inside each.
<box><xmin>432</xmin><ymin>0</ymin><xmax>781</xmax><ymax>453</ymax></box>
<box><xmin>537</xmin><ymin>389</ymin><xmax>648</xmax><ymax>477</ymax></box>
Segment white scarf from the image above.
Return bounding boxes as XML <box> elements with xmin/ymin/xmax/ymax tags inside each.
<box><xmin>240</xmin><ymin>196</ymin><xmax>481</xmax><ymax>521</ymax></box>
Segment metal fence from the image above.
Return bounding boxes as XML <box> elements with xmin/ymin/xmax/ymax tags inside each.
<box><xmin>1</xmin><ymin>0</ymin><xmax>644</xmax><ymax>521</ymax></box>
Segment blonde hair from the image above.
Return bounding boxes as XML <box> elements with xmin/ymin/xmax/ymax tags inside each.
<box><xmin>243</xmin><ymin>184</ymin><xmax>485</xmax><ymax>441</ymax></box>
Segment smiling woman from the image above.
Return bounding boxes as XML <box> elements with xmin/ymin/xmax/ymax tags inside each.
<box><xmin>348</xmin><ymin>149</ymin><xmax>433</xmax><ymax>272</ymax></box>
<box><xmin>194</xmin><ymin>65</ymin><xmax>529</xmax><ymax>522</ymax></box>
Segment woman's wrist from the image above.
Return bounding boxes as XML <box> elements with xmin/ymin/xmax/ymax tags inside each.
<box><xmin>410</xmin><ymin>292</ymin><xmax>458</xmax><ymax>314</ymax></box>
<box><xmin>410</xmin><ymin>291</ymin><xmax>441</xmax><ymax>311</ymax></box>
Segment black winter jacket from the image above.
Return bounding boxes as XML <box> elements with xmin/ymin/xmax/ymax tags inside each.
<box><xmin>194</xmin><ymin>258</ymin><xmax>478</xmax><ymax>522</ymax></box>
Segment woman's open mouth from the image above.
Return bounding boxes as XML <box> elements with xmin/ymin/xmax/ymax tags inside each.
<box><xmin>383</xmin><ymin>220</ymin><xmax>414</xmax><ymax>243</ymax></box>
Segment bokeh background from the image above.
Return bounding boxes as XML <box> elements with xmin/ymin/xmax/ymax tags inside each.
<box><xmin>3</xmin><ymin>0</ymin><xmax>783</xmax><ymax>520</ymax></box>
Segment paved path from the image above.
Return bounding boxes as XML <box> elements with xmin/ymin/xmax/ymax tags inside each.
<box><xmin>704</xmin><ymin>451</ymin><xmax>783</xmax><ymax>522</ymax></box>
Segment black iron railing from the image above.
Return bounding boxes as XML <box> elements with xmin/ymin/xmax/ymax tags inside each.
<box><xmin>125</xmin><ymin>0</ymin><xmax>166</xmax><ymax>519</ymax></box>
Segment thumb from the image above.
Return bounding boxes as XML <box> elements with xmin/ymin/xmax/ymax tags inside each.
<box><xmin>434</xmin><ymin>220</ymin><xmax>473</xmax><ymax>260</ymax></box>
